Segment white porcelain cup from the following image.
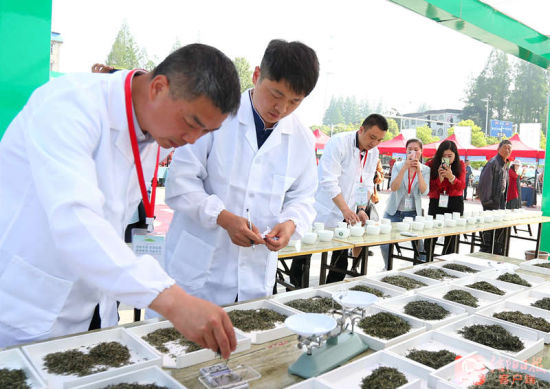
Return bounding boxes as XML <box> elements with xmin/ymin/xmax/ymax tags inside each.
<box><xmin>365</xmin><ymin>219</ymin><xmax>377</xmax><ymax>226</ymax></box>
<box><xmin>435</xmin><ymin>214</ymin><xmax>445</xmax><ymax>221</ymax></box>
<box><xmin>313</xmin><ymin>222</ymin><xmax>325</xmax><ymax>232</ymax></box>
<box><xmin>380</xmin><ymin>224</ymin><xmax>392</xmax><ymax>234</ymax></box>
<box><xmin>380</xmin><ymin>218</ymin><xmax>391</xmax><ymax>225</ymax></box>
<box><xmin>350</xmin><ymin>225</ymin><xmax>365</xmax><ymax>237</ymax></box>
<box><xmin>444</xmin><ymin>213</ymin><xmax>453</xmax><ymax>220</ymax></box>
<box><xmin>467</xmin><ymin>217</ymin><xmax>477</xmax><ymax>224</ymax></box>
<box><xmin>403</xmin><ymin>217</ymin><xmax>414</xmax><ymax>223</ymax></box>
<box><xmin>415</xmin><ymin>216</ymin><xmax>425</xmax><ymax>222</ymax></box>
<box><xmin>424</xmin><ymin>215</ymin><xmax>434</xmax><ymax>221</ymax></box>
<box><xmin>412</xmin><ymin>221</ymin><xmax>424</xmax><ymax>231</ymax></box>
<box><xmin>318</xmin><ymin>230</ymin><xmax>334</xmax><ymax>242</ymax></box>
<box><xmin>366</xmin><ymin>225</ymin><xmax>380</xmax><ymax>235</ymax></box>
<box><xmin>337</xmin><ymin>221</ymin><xmax>348</xmax><ymax>229</ymax></box>
<box><xmin>395</xmin><ymin>222</ymin><xmax>410</xmax><ymax>232</ymax></box>
<box><xmin>453</xmin><ymin>212</ymin><xmax>461</xmax><ymax>220</ymax></box>
<box><xmin>424</xmin><ymin>220</ymin><xmax>434</xmax><ymax>229</ymax></box>
<box><xmin>334</xmin><ymin>227</ymin><xmax>350</xmax><ymax>239</ymax></box>
<box><xmin>302</xmin><ymin>232</ymin><xmax>317</xmax><ymax>245</ymax></box>
<box><xmin>433</xmin><ymin>220</ymin><xmax>444</xmax><ymax>228</ymax></box>
<box><xmin>445</xmin><ymin>219</ymin><xmax>457</xmax><ymax>227</ymax></box>
<box><xmin>456</xmin><ymin>218</ymin><xmax>467</xmax><ymax>226</ymax></box>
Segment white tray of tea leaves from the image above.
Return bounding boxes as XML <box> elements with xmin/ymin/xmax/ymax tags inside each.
<box><xmin>379</xmin><ymin>294</ymin><xmax>468</xmax><ymax>330</ymax></box>
<box><xmin>320</xmin><ymin>278</ymin><xmax>407</xmax><ymax>300</ymax></box>
<box><xmin>430</xmin><ymin>257</ymin><xmax>494</xmax><ymax>276</ymax></box>
<box><xmin>69</xmin><ymin>366</ymin><xmax>185</xmax><ymax>389</ymax></box>
<box><xmin>271</xmin><ymin>288</ymin><xmax>341</xmax><ymax>314</ymax></box>
<box><xmin>350</xmin><ymin>305</ymin><xmax>426</xmax><ymax>351</ymax></box>
<box><xmin>519</xmin><ymin>258</ymin><xmax>550</xmax><ymax>275</ymax></box>
<box><xmin>223</xmin><ymin>300</ymin><xmax>296</xmax><ymax>344</ymax></box>
<box><xmin>401</xmin><ymin>264</ymin><xmax>471</xmax><ymax>282</ymax></box>
<box><xmin>366</xmin><ymin>270</ymin><xmax>440</xmax><ymax>294</ymax></box>
<box><xmin>126</xmin><ymin>320</ymin><xmax>251</xmax><ymax>368</ymax></box>
<box><xmin>432</xmin><ymin>351</ymin><xmax>550</xmax><ymax>389</ymax></box>
<box><xmin>450</xmin><ymin>275</ymin><xmax>528</xmax><ymax>297</ymax></box>
<box><xmin>476</xmin><ymin>300</ymin><xmax>550</xmax><ymax>343</ymax></box>
<box><xmin>435</xmin><ymin>315</ymin><xmax>544</xmax><ymax>360</ymax></box>
<box><xmin>386</xmin><ymin>330</ymin><xmax>495</xmax><ymax>387</ymax></box>
<box><xmin>315</xmin><ymin>350</ymin><xmax>427</xmax><ymax>388</ymax></box>
<box><xmin>483</xmin><ymin>269</ymin><xmax>547</xmax><ymax>288</ymax></box>
<box><xmin>417</xmin><ymin>284</ymin><xmax>503</xmax><ymax>314</ymax></box>
<box><xmin>507</xmin><ymin>287</ymin><xmax>550</xmax><ymax>314</ymax></box>
<box><xmin>0</xmin><ymin>348</ymin><xmax>46</xmax><ymax>389</ymax></box>
<box><xmin>21</xmin><ymin>327</ymin><xmax>160</xmax><ymax>388</ymax></box>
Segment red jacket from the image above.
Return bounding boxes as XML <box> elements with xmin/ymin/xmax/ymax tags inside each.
<box><xmin>426</xmin><ymin>159</ymin><xmax>466</xmax><ymax>198</ymax></box>
<box><xmin>507</xmin><ymin>167</ymin><xmax>519</xmax><ymax>201</ymax></box>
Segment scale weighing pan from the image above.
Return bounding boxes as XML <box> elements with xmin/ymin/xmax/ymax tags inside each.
<box><xmin>285</xmin><ymin>313</ymin><xmax>337</xmax><ymax>337</ymax></box>
<box><xmin>333</xmin><ymin>290</ymin><xmax>378</xmax><ymax>308</ymax></box>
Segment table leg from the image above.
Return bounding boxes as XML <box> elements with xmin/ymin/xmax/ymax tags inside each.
<box><xmin>360</xmin><ymin>247</ymin><xmax>368</xmax><ymax>275</ymax></box>
<box><xmin>536</xmin><ymin>222</ymin><xmax>542</xmax><ymax>257</ymax></box>
<box><xmin>504</xmin><ymin>227</ymin><xmax>511</xmax><ymax>257</ymax></box>
<box><xmin>320</xmin><ymin>252</ymin><xmax>328</xmax><ymax>285</ymax></box>
<box><xmin>491</xmin><ymin>229</ymin><xmax>496</xmax><ymax>254</ymax></box>
<box><xmin>388</xmin><ymin>243</ymin><xmax>394</xmax><ymax>270</ymax></box>
<box><xmin>302</xmin><ymin>256</ymin><xmax>310</xmax><ymax>288</ymax></box>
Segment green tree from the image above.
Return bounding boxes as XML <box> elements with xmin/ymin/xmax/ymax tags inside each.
<box><xmin>416</xmin><ymin>125</ymin><xmax>439</xmax><ymax>145</ymax></box>
<box><xmin>171</xmin><ymin>37</ymin><xmax>182</xmax><ymax>53</ymax></box>
<box><xmin>449</xmin><ymin>119</ymin><xmax>487</xmax><ymax>147</ymax></box>
<box><xmin>383</xmin><ymin>118</ymin><xmax>399</xmax><ymax>141</ymax></box>
<box><xmin>106</xmin><ymin>22</ymin><xmax>143</xmax><ymax>69</ymax></box>
<box><xmin>541</xmin><ymin>130</ymin><xmax>547</xmax><ymax>150</ymax></box>
<box><xmin>358</xmin><ymin>99</ymin><xmax>370</xmax><ymax>120</ymax></box>
<box><xmin>233</xmin><ymin>57</ymin><xmax>254</xmax><ymax>93</ymax></box>
<box><xmin>323</xmin><ymin>96</ymin><xmax>345</xmax><ymax>125</ymax></box>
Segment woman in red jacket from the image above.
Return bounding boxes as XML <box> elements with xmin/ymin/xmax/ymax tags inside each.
<box><xmin>506</xmin><ymin>161</ymin><xmax>524</xmax><ymax>209</ymax></box>
<box><xmin>425</xmin><ymin>140</ymin><xmax>466</xmax><ymax>256</ymax></box>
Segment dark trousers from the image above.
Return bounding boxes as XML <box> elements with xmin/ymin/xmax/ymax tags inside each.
<box><xmin>425</xmin><ymin>196</ymin><xmax>464</xmax><ymax>258</ymax></box>
<box><xmin>326</xmin><ymin>249</ymin><xmax>352</xmax><ymax>283</ymax></box>
<box><xmin>480</xmin><ymin>199</ymin><xmax>507</xmax><ymax>255</ymax></box>
<box><xmin>289</xmin><ymin>254</ymin><xmax>312</xmax><ymax>289</ymax></box>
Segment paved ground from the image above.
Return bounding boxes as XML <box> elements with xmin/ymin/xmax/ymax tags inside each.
<box><xmin>120</xmin><ymin>185</ymin><xmax>543</xmax><ymax>323</ymax></box>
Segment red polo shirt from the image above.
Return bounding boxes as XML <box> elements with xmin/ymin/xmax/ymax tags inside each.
<box><xmin>426</xmin><ymin>159</ymin><xmax>466</xmax><ymax>198</ymax></box>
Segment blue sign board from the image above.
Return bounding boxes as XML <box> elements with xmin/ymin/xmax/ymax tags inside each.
<box><xmin>490</xmin><ymin>120</ymin><xmax>514</xmax><ymax>137</ymax></box>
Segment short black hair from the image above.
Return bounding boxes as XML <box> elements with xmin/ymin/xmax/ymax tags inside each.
<box><xmin>153</xmin><ymin>43</ymin><xmax>240</xmax><ymax>115</ymax></box>
<box><xmin>499</xmin><ymin>139</ymin><xmax>512</xmax><ymax>149</ymax></box>
<box><xmin>259</xmin><ymin>39</ymin><xmax>319</xmax><ymax>97</ymax></box>
<box><xmin>362</xmin><ymin>114</ymin><xmax>388</xmax><ymax>131</ymax></box>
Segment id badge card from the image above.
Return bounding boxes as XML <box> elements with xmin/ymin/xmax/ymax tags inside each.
<box><xmin>355</xmin><ymin>183</ymin><xmax>369</xmax><ymax>207</ymax></box>
<box><xmin>404</xmin><ymin>195</ymin><xmax>415</xmax><ymax>210</ymax></box>
<box><xmin>439</xmin><ymin>193</ymin><xmax>449</xmax><ymax>208</ymax></box>
<box><xmin>131</xmin><ymin>228</ymin><xmax>165</xmax><ymax>261</ymax></box>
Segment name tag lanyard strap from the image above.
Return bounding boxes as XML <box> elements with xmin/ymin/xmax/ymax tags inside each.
<box><xmin>124</xmin><ymin>69</ymin><xmax>160</xmax><ymax>232</ymax></box>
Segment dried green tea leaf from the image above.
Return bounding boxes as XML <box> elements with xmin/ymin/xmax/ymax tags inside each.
<box><xmin>381</xmin><ymin>275</ymin><xmax>427</xmax><ymax>290</ymax></box>
<box><xmin>285</xmin><ymin>297</ymin><xmax>341</xmax><ymax>313</ymax></box>
<box><xmin>534</xmin><ymin>263</ymin><xmax>550</xmax><ymax>269</ymax></box>
<box><xmin>350</xmin><ymin>285</ymin><xmax>388</xmax><ymax>298</ymax></box>
<box><xmin>414</xmin><ymin>267</ymin><xmax>456</xmax><ymax>280</ymax></box>
<box><xmin>142</xmin><ymin>327</ymin><xmax>202</xmax><ymax>354</ymax></box>
<box><xmin>361</xmin><ymin>366</ymin><xmax>407</xmax><ymax>389</ymax></box>
<box><xmin>532</xmin><ymin>297</ymin><xmax>550</xmax><ymax>311</ymax></box>
<box><xmin>493</xmin><ymin>311</ymin><xmax>550</xmax><ymax>332</ymax></box>
<box><xmin>44</xmin><ymin>349</ymin><xmax>95</xmax><ymax>376</ymax></box>
<box><xmin>496</xmin><ymin>273</ymin><xmax>531</xmax><ymax>287</ymax></box>
<box><xmin>469</xmin><ymin>368</ymin><xmax>550</xmax><ymax>388</ymax></box>
<box><xmin>404</xmin><ymin>300</ymin><xmax>450</xmax><ymax>320</ymax></box>
<box><xmin>89</xmin><ymin>342</ymin><xmax>130</xmax><ymax>368</ymax></box>
<box><xmin>443</xmin><ymin>289</ymin><xmax>479</xmax><ymax>307</ymax></box>
<box><xmin>102</xmin><ymin>384</ymin><xmax>169</xmax><ymax>389</ymax></box>
<box><xmin>466</xmin><ymin>281</ymin><xmax>505</xmax><ymax>295</ymax></box>
<box><xmin>459</xmin><ymin>324</ymin><xmax>524</xmax><ymax>352</ymax></box>
<box><xmin>228</xmin><ymin>308</ymin><xmax>286</xmax><ymax>332</ymax></box>
<box><xmin>442</xmin><ymin>263</ymin><xmax>478</xmax><ymax>273</ymax></box>
<box><xmin>358</xmin><ymin>312</ymin><xmax>411</xmax><ymax>339</ymax></box>
<box><xmin>0</xmin><ymin>368</ymin><xmax>30</xmax><ymax>389</ymax></box>
<box><xmin>406</xmin><ymin>349</ymin><xmax>457</xmax><ymax>369</ymax></box>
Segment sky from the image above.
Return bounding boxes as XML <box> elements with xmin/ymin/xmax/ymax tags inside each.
<box><xmin>51</xmin><ymin>0</ymin><xmax>498</xmax><ymax>126</ymax></box>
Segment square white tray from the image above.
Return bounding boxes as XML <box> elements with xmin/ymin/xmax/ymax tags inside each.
<box><xmin>223</xmin><ymin>300</ymin><xmax>296</xmax><ymax>344</ymax></box>
<box><xmin>270</xmin><ymin>288</ymin><xmax>340</xmax><ymax>313</ymax></box>
<box><xmin>367</xmin><ymin>270</ymin><xmax>441</xmax><ymax>294</ymax></box>
<box><xmin>430</xmin><ymin>256</ymin><xmax>495</xmax><ymax>275</ymax></box>
<box><xmin>436</xmin><ymin>315</ymin><xmax>544</xmax><ymax>360</ymax></box>
<box><xmin>351</xmin><ymin>305</ymin><xmax>426</xmax><ymax>350</ymax></box>
<box><xmin>507</xmin><ymin>287</ymin><xmax>550</xmax><ymax>313</ymax></box>
<box><xmin>126</xmin><ymin>320</ymin><xmax>251</xmax><ymax>368</ymax></box>
<box><xmin>21</xmin><ymin>327</ymin><xmax>160</xmax><ymax>389</ymax></box>
<box><xmin>315</xmin><ymin>350</ymin><xmax>427</xmax><ymax>388</ymax></box>
<box><xmin>475</xmin><ymin>300</ymin><xmax>550</xmax><ymax>343</ymax></box>
<box><xmin>519</xmin><ymin>258</ymin><xmax>550</xmax><ymax>275</ymax></box>
<box><xmin>450</xmin><ymin>275</ymin><xmax>528</xmax><ymax>297</ymax></box>
<box><xmin>286</xmin><ymin>378</ymin><xmax>330</xmax><ymax>388</ymax></box>
<box><xmin>483</xmin><ymin>269</ymin><xmax>547</xmax><ymax>288</ymax></box>
<box><xmin>432</xmin><ymin>352</ymin><xmax>550</xmax><ymax>389</ymax></box>
<box><xmin>71</xmin><ymin>366</ymin><xmax>185</xmax><ymax>389</ymax></box>
<box><xmin>320</xmin><ymin>278</ymin><xmax>407</xmax><ymax>299</ymax></box>
<box><xmin>378</xmin><ymin>294</ymin><xmax>468</xmax><ymax>330</ymax></box>
<box><xmin>417</xmin><ymin>284</ymin><xmax>503</xmax><ymax>314</ymax></box>
<box><xmin>402</xmin><ymin>264</ymin><xmax>473</xmax><ymax>281</ymax></box>
<box><xmin>0</xmin><ymin>348</ymin><xmax>46</xmax><ymax>388</ymax></box>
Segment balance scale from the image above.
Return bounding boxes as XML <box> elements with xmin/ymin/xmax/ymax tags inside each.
<box><xmin>284</xmin><ymin>291</ymin><xmax>377</xmax><ymax>379</ymax></box>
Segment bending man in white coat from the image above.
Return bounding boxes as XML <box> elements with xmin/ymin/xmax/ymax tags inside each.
<box><xmin>290</xmin><ymin>114</ymin><xmax>388</xmax><ymax>286</ymax></box>
<box><xmin>162</xmin><ymin>40</ymin><xmax>320</xmax><ymax>306</ymax></box>
<box><xmin>0</xmin><ymin>44</ymin><xmax>240</xmax><ymax>358</ymax></box>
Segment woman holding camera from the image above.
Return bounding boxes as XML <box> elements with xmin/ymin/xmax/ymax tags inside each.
<box><xmin>381</xmin><ymin>138</ymin><xmax>430</xmax><ymax>268</ymax></box>
<box><xmin>425</xmin><ymin>140</ymin><xmax>466</xmax><ymax>256</ymax></box>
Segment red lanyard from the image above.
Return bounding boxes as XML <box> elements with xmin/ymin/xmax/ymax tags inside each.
<box><xmin>407</xmin><ymin>170</ymin><xmax>417</xmax><ymax>194</ymax></box>
<box><xmin>124</xmin><ymin>70</ymin><xmax>160</xmax><ymax>232</ymax></box>
<box><xmin>359</xmin><ymin>150</ymin><xmax>368</xmax><ymax>183</ymax></box>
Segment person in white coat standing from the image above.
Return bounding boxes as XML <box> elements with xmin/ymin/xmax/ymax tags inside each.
<box><xmin>162</xmin><ymin>40</ymin><xmax>319</xmax><ymax>306</ymax></box>
<box><xmin>289</xmin><ymin>114</ymin><xmax>388</xmax><ymax>286</ymax></box>
<box><xmin>0</xmin><ymin>44</ymin><xmax>241</xmax><ymax>359</ymax></box>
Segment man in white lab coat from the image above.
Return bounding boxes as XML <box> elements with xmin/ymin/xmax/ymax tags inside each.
<box><xmin>163</xmin><ymin>40</ymin><xmax>319</xmax><ymax>306</ymax></box>
<box><xmin>0</xmin><ymin>44</ymin><xmax>240</xmax><ymax>358</ymax></box>
<box><xmin>290</xmin><ymin>114</ymin><xmax>388</xmax><ymax>285</ymax></box>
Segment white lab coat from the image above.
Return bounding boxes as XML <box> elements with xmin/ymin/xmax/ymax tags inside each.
<box><xmin>0</xmin><ymin>71</ymin><xmax>174</xmax><ymax>347</ymax></box>
<box><xmin>164</xmin><ymin>91</ymin><xmax>317</xmax><ymax>306</ymax></box>
<box><xmin>314</xmin><ymin>131</ymin><xmax>379</xmax><ymax>227</ymax></box>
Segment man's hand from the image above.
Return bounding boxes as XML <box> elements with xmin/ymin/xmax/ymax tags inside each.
<box><xmin>264</xmin><ymin>220</ymin><xmax>295</xmax><ymax>251</ymax></box>
<box><xmin>342</xmin><ymin>208</ymin><xmax>360</xmax><ymax>225</ymax></box>
<box><xmin>357</xmin><ymin>209</ymin><xmax>369</xmax><ymax>225</ymax></box>
<box><xmin>149</xmin><ymin>285</ymin><xmax>236</xmax><ymax>359</ymax></box>
<box><xmin>217</xmin><ymin>210</ymin><xmax>264</xmax><ymax>247</ymax></box>
<box><xmin>91</xmin><ymin>63</ymin><xmax>115</xmax><ymax>73</ymax></box>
